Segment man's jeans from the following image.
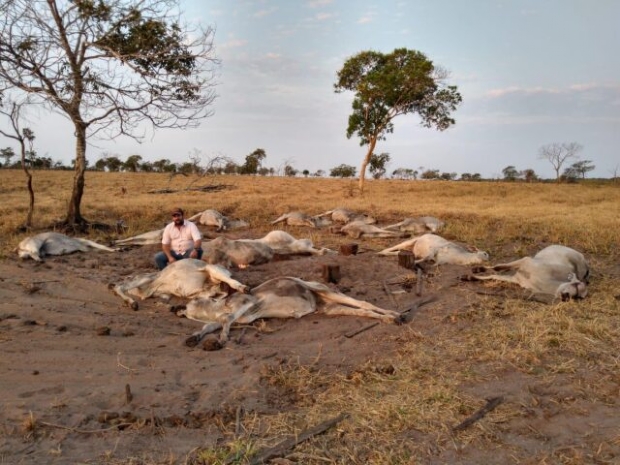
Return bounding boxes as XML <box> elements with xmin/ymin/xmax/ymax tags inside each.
<box><xmin>154</xmin><ymin>249</ymin><xmax>203</xmax><ymax>270</ymax></box>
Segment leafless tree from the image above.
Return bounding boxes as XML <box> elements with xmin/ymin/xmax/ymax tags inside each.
<box><xmin>0</xmin><ymin>100</ymin><xmax>36</xmax><ymax>229</ymax></box>
<box><xmin>0</xmin><ymin>0</ymin><xmax>218</xmax><ymax>229</ymax></box>
<box><xmin>538</xmin><ymin>142</ymin><xmax>583</xmax><ymax>183</ymax></box>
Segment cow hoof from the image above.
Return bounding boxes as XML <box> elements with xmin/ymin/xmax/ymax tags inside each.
<box><xmin>185</xmin><ymin>335</ymin><xmax>200</xmax><ymax>348</ymax></box>
<box><xmin>130</xmin><ymin>302</ymin><xmax>139</xmax><ymax>311</ymax></box>
<box><xmin>201</xmin><ymin>338</ymin><xmax>223</xmax><ymax>351</ymax></box>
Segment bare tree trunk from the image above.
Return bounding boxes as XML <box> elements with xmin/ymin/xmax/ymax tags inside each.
<box><xmin>65</xmin><ymin>125</ymin><xmax>87</xmax><ymax>228</ymax></box>
<box><xmin>20</xmin><ymin>144</ymin><xmax>34</xmax><ymax>230</ymax></box>
<box><xmin>358</xmin><ymin>138</ymin><xmax>377</xmax><ymax>192</ymax></box>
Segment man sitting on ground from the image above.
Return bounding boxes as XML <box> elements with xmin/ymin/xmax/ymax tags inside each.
<box><xmin>154</xmin><ymin>207</ymin><xmax>203</xmax><ymax>270</ymax></box>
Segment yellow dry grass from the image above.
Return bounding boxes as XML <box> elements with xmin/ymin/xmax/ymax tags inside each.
<box><xmin>1</xmin><ymin>169</ymin><xmax>619</xmax><ymax>464</ymax></box>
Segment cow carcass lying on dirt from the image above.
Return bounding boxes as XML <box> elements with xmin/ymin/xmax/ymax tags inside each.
<box><xmin>248</xmin><ymin>230</ymin><xmax>335</xmax><ymax>256</ymax></box>
<box><xmin>378</xmin><ymin>233</ymin><xmax>489</xmax><ymax>265</ymax></box>
<box><xmin>471</xmin><ymin>245</ymin><xmax>589</xmax><ymax>301</ymax></box>
<box><xmin>335</xmin><ymin>221</ymin><xmax>409</xmax><ymax>239</ymax></box>
<box><xmin>383</xmin><ymin>216</ymin><xmax>445</xmax><ymax>234</ymax></box>
<box><xmin>315</xmin><ymin>208</ymin><xmax>376</xmax><ymax>225</ymax></box>
<box><xmin>176</xmin><ymin>277</ymin><xmax>402</xmax><ymax>349</ymax></box>
<box><xmin>271</xmin><ymin>211</ymin><xmax>320</xmax><ymax>228</ymax></box>
<box><xmin>187</xmin><ymin>209</ymin><xmax>249</xmax><ymax>231</ymax></box>
<box><xmin>17</xmin><ymin>232</ymin><xmax>116</xmax><ymax>261</ymax></box>
<box><xmin>201</xmin><ymin>231</ymin><xmax>335</xmax><ymax>268</ymax></box>
<box><xmin>111</xmin><ymin>259</ymin><xmax>249</xmax><ymax>310</ymax></box>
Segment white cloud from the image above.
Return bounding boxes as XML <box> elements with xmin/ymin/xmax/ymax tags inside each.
<box><xmin>254</xmin><ymin>8</ymin><xmax>277</xmax><ymax>18</ymax></box>
<box><xmin>219</xmin><ymin>38</ymin><xmax>248</xmax><ymax>49</ymax></box>
<box><xmin>307</xmin><ymin>0</ymin><xmax>333</xmax><ymax>8</ymax></box>
<box><xmin>357</xmin><ymin>16</ymin><xmax>373</xmax><ymax>24</ymax></box>
<box><xmin>316</xmin><ymin>12</ymin><xmax>333</xmax><ymax>21</ymax></box>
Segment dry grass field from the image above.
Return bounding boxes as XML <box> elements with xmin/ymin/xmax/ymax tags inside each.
<box><xmin>0</xmin><ymin>169</ymin><xmax>619</xmax><ymax>464</ymax></box>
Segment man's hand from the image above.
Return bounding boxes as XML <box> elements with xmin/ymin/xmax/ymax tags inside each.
<box><xmin>189</xmin><ymin>249</ymin><xmax>198</xmax><ymax>259</ymax></box>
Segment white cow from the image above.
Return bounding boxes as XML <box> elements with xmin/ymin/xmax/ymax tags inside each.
<box><xmin>202</xmin><ymin>236</ymin><xmax>274</xmax><ymax>268</ymax></box>
<box><xmin>244</xmin><ymin>230</ymin><xmax>335</xmax><ymax>256</ymax></box>
<box><xmin>384</xmin><ymin>216</ymin><xmax>445</xmax><ymax>234</ymax></box>
<box><xmin>17</xmin><ymin>232</ymin><xmax>116</xmax><ymax>261</ymax></box>
<box><xmin>177</xmin><ymin>277</ymin><xmax>402</xmax><ymax>348</ymax></box>
<box><xmin>472</xmin><ymin>245</ymin><xmax>589</xmax><ymax>301</ymax></box>
<box><xmin>187</xmin><ymin>209</ymin><xmax>249</xmax><ymax>232</ymax></box>
<box><xmin>112</xmin><ymin>259</ymin><xmax>249</xmax><ymax>310</ymax></box>
<box><xmin>378</xmin><ymin>233</ymin><xmax>489</xmax><ymax>266</ymax></box>
<box><xmin>337</xmin><ymin>221</ymin><xmax>409</xmax><ymax>239</ymax></box>
<box><xmin>271</xmin><ymin>212</ymin><xmax>320</xmax><ymax>228</ymax></box>
<box><xmin>315</xmin><ymin>208</ymin><xmax>376</xmax><ymax>225</ymax></box>
<box><xmin>114</xmin><ymin>228</ymin><xmax>164</xmax><ymax>246</ymax></box>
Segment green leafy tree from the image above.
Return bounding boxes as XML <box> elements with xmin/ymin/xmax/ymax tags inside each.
<box><xmin>522</xmin><ymin>168</ymin><xmax>538</xmax><ymax>183</ymax></box>
<box><xmin>139</xmin><ymin>161</ymin><xmax>154</xmax><ymax>173</ymax></box>
<box><xmin>330</xmin><ymin>164</ymin><xmax>357</xmax><ymax>178</ymax></box>
<box><xmin>569</xmin><ymin>160</ymin><xmax>595</xmax><ymax>179</ymax></box>
<box><xmin>123</xmin><ymin>155</ymin><xmax>143</xmax><ymax>173</ymax></box>
<box><xmin>0</xmin><ymin>0</ymin><xmax>218</xmax><ymax>228</ymax></box>
<box><xmin>421</xmin><ymin>169</ymin><xmax>440</xmax><ymax>180</ymax></box>
<box><xmin>334</xmin><ymin>48</ymin><xmax>462</xmax><ymax>191</ymax></box>
<box><xmin>105</xmin><ymin>156</ymin><xmax>123</xmax><ymax>172</ymax></box>
<box><xmin>284</xmin><ymin>164</ymin><xmax>298</xmax><ymax>177</ymax></box>
<box><xmin>440</xmin><ymin>172</ymin><xmax>457</xmax><ymax>180</ymax></box>
<box><xmin>94</xmin><ymin>158</ymin><xmax>107</xmax><ymax>172</ymax></box>
<box><xmin>153</xmin><ymin>159</ymin><xmax>172</xmax><ymax>173</ymax></box>
<box><xmin>502</xmin><ymin>165</ymin><xmax>519</xmax><ymax>181</ymax></box>
<box><xmin>0</xmin><ymin>147</ymin><xmax>15</xmax><ymax>167</ymax></box>
<box><xmin>240</xmin><ymin>148</ymin><xmax>267</xmax><ymax>175</ymax></box>
<box><xmin>368</xmin><ymin>152</ymin><xmax>391</xmax><ymax>179</ymax></box>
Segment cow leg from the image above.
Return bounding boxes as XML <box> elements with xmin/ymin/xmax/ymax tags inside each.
<box><xmin>218</xmin><ymin>301</ymin><xmax>256</xmax><ymax>344</ymax></box>
<box><xmin>186</xmin><ymin>322</ymin><xmax>223</xmax><ymax>347</ymax></box>
<box><xmin>481</xmin><ymin>257</ymin><xmax>528</xmax><ymax>272</ymax></box>
<box><xmin>300</xmin><ymin>281</ymin><xmax>399</xmax><ymax>319</ymax></box>
<box><xmin>377</xmin><ymin>238</ymin><xmax>418</xmax><ymax>255</ymax></box>
<box><xmin>76</xmin><ymin>238</ymin><xmax>117</xmax><ymax>252</ymax></box>
<box><xmin>471</xmin><ymin>273</ymin><xmax>520</xmax><ymax>286</ymax></box>
<box><xmin>112</xmin><ymin>273</ymin><xmax>158</xmax><ymax>310</ymax></box>
<box><xmin>321</xmin><ymin>303</ymin><xmax>397</xmax><ymax>322</ymax></box>
<box><xmin>201</xmin><ymin>264</ymin><xmax>249</xmax><ymax>293</ymax></box>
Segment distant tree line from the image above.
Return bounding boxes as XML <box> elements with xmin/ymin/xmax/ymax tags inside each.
<box><xmin>0</xmin><ymin>142</ymin><xmax>602</xmax><ymax>184</ymax></box>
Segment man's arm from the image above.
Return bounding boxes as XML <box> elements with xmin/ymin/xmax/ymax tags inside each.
<box><xmin>189</xmin><ymin>222</ymin><xmax>202</xmax><ymax>258</ymax></box>
<box><xmin>162</xmin><ymin>243</ymin><xmax>176</xmax><ymax>262</ymax></box>
<box><xmin>189</xmin><ymin>239</ymin><xmax>202</xmax><ymax>258</ymax></box>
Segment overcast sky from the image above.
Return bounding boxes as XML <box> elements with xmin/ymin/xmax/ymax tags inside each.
<box><xmin>4</xmin><ymin>0</ymin><xmax>620</xmax><ymax>178</ymax></box>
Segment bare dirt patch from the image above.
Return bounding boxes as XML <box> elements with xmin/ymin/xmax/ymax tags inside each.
<box><xmin>1</xmin><ymin>226</ymin><xmax>618</xmax><ymax>464</ymax></box>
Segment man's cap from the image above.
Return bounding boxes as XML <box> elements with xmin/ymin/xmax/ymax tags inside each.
<box><xmin>171</xmin><ymin>207</ymin><xmax>184</xmax><ymax>215</ymax></box>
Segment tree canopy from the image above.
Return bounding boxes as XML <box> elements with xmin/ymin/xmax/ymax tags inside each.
<box><xmin>0</xmin><ymin>0</ymin><xmax>218</xmax><ymax>228</ymax></box>
<box><xmin>334</xmin><ymin>48</ymin><xmax>462</xmax><ymax>191</ymax></box>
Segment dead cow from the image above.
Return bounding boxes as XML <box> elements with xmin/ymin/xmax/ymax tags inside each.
<box><xmin>378</xmin><ymin>233</ymin><xmax>489</xmax><ymax>265</ymax></box>
<box><xmin>245</xmin><ymin>230</ymin><xmax>335</xmax><ymax>256</ymax></box>
<box><xmin>187</xmin><ymin>209</ymin><xmax>249</xmax><ymax>232</ymax></box>
<box><xmin>114</xmin><ymin>228</ymin><xmax>164</xmax><ymax>247</ymax></box>
<box><xmin>337</xmin><ymin>221</ymin><xmax>409</xmax><ymax>239</ymax></box>
<box><xmin>472</xmin><ymin>245</ymin><xmax>589</xmax><ymax>301</ymax></box>
<box><xmin>202</xmin><ymin>236</ymin><xmax>274</xmax><ymax>268</ymax></box>
<box><xmin>177</xmin><ymin>277</ymin><xmax>401</xmax><ymax>347</ymax></box>
<box><xmin>112</xmin><ymin>259</ymin><xmax>249</xmax><ymax>310</ymax></box>
<box><xmin>17</xmin><ymin>232</ymin><xmax>116</xmax><ymax>261</ymax></box>
<box><xmin>271</xmin><ymin>211</ymin><xmax>320</xmax><ymax>228</ymax></box>
<box><xmin>384</xmin><ymin>216</ymin><xmax>445</xmax><ymax>234</ymax></box>
<box><xmin>316</xmin><ymin>208</ymin><xmax>376</xmax><ymax>225</ymax></box>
